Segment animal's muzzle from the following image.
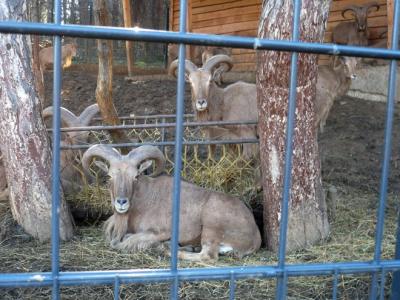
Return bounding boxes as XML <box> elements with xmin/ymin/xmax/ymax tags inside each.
<box><xmin>114</xmin><ymin>198</ymin><xmax>129</xmax><ymax>213</ymax></box>
<box><xmin>196</xmin><ymin>99</ymin><xmax>208</xmax><ymax>111</ymax></box>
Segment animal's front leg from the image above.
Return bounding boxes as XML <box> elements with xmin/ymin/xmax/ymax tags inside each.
<box><xmin>114</xmin><ymin>232</ymin><xmax>169</xmax><ymax>252</ymax></box>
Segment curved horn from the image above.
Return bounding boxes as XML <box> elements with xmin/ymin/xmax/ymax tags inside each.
<box><xmin>168</xmin><ymin>59</ymin><xmax>198</xmax><ymax>78</ymax></box>
<box><xmin>78</xmin><ymin>103</ymin><xmax>99</xmax><ymax>126</ymax></box>
<box><xmin>81</xmin><ymin>144</ymin><xmax>121</xmax><ymax>172</ymax></box>
<box><xmin>202</xmin><ymin>54</ymin><xmax>233</xmax><ymax>73</ymax></box>
<box><xmin>42</xmin><ymin>106</ymin><xmax>78</xmax><ymax>128</ymax></box>
<box><xmin>365</xmin><ymin>2</ymin><xmax>380</xmax><ymax>13</ymax></box>
<box><xmin>341</xmin><ymin>6</ymin><xmax>358</xmax><ymax>19</ymax></box>
<box><xmin>128</xmin><ymin>145</ymin><xmax>165</xmax><ymax>177</ymax></box>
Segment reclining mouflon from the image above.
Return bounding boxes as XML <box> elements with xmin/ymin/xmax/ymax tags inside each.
<box><xmin>82</xmin><ymin>144</ymin><xmax>261</xmax><ymax>262</ymax></box>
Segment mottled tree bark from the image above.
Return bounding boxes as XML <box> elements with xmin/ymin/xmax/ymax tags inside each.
<box><xmin>94</xmin><ymin>0</ymin><xmax>129</xmax><ymax>143</ymax></box>
<box><xmin>31</xmin><ymin>0</ymin><xmax>45</xmax><ymax>104</ymax></box>
<box><xmin>0</xmin><ymin>0</ymin><xmax>74</xmax><ymax>241</ymax></box>
<box><xmin>257</xmin><ymin>0</ymin><xmax>331</xmax><ymax>252</ymax></box>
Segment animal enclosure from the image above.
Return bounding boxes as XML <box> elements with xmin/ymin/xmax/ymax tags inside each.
<box><xmin>1</xmin><ymin>0</ymin><xmax>400</xmax><ymax>300</ymax></box>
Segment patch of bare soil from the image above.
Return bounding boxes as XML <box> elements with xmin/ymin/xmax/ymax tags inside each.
<box><xmin>319</xmin><ymin>96</ymin><xmax>400</xmax><ymax>194</ymax></box>
<box><xmin>43</xmin><ymin>70</ymin><xmax>193</xmax><ymax>116</ymax></box>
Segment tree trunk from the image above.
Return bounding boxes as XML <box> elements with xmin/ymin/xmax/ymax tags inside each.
<box><xmin>47</xmin><ymin>0</ymin><xmax>53</xmax><ymax>23</ymax></box>
<box><xmin>79</xmin><ymin>0</ymin><xmax>89</xmax><ymax>24</ymax></box>
<box><xmin>62</xmin><ymin>0</ymin><xmax>67</xmax><ymax>23</ymax></box>
<box><xmin>122</xmin><ymin>0</ymin><xmax>134</xmax><ymax>76</ymax></box>
<box><xmin>31</xmin><ymin>0</ymin><xmax>45</xmax><ymax>104</ymax></box>
<box><xmin>0</xmin><ymin>0</ymin><xmax>74</xmax><ymax>241</ymax></box>
<box><xmin>257</xmin><ymin>0</ymin><xmax>331</xmax><ymax>252</ymax></box>
<box><xmin>94</xmin><ymin>0</ymin><xmax>129</xmax><ymax>143</ymax></box>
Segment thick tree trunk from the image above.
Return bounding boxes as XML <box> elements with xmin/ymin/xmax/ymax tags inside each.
<box><xmin>31</xmin><ymin>0</ymin><xmax>45</xmax><ymax>104</ymax></box>
<box><xmin>257</xmin><ymin>0</ymin><xmax>331</xmax><ymax>252</ymax></box>
<box><xmin>0</xmin><ymin>1</ymin><xmax>74</xmax><ymax>241</ymax></box>
<box><xmin>94</xmin><ymin>0</ymin><xmax>129</xmax><ymax>143</ymax></box>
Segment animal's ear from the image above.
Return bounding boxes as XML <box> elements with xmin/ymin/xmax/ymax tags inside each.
<box><xmin>94</xmin><ymin>160</ymin><xmax>109</xmax><ymax>173</ymax></box>
<box><xmin>138</xmin><ymin>160</ymin><xmax>153</xmax><ymax>175</ymax></box>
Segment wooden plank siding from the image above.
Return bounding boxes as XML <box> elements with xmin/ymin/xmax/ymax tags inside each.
<box><xmin>170</xmin><ymin>0</ymin><xmax>389</xmax><ymax>71</ymax></box>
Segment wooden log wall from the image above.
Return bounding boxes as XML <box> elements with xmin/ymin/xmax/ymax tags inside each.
<box><xmin>170</xmin><ymin>0</ymin><xmax>389</xmax><ymax>71</ymax></box>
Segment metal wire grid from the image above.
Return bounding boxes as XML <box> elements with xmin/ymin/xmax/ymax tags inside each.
<box><xmin>0</xmin><ymin>0</ymin><xmax>400</xmax><ymax>299</ymax></box>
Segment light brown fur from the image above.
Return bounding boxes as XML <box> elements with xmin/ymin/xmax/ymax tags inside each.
<box><xmin>332</xmin><ymin>2</ymin><xmax>379</xmax><ymax>46</ymax></box>
<box><xmin>82</xmin><ymin>145</ymin><xmax>261</xmax><ymax>262</ymax></box>
<box><xmin>315</xmin><ymin>56</ymin><xmax>358</xmax><ymax>132</ymax></box>
<box><xmin>42</xmin><ymin>104</ymin><xmax>99</xmax><ymax>195</ymax></box>
<box><xmin>39</xmin><ymin>43</ymin><xmax>77</xmax><ymax>81</ymax></box>
<box><xmin>169</xmin><ymin>55</ymin><xmax>258</xmax><ymax>160</ymax></box>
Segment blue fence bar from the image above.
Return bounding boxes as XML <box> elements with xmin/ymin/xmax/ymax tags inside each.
<box><xmin>169</xmin><ymin>0</ymin><xmax>188</xmax><ymax>298</ymax></box>
<box><xmin>50</xmin><ymin>0</ymin><xmax>63</xmax><ymax>299</ymax></box>
<box><xmin>113</xmin><ymin>276</ymin><xmax>120</xmax><ymax>300</ymax></box>
<box><xmin>332</xmin><ymin>269</ymin><xmax>339</xmax><ymax>300</ymax></box>
<box><xmin>229</xmin><ymin>272</ymin><xmax>236</xmax><ymax>300</ymax></box>
<box><xmin>1</xmin><ymin>22</ymin><xmax>400</xmax><ymax>60</ymax></box>
<box><xmin>276</xmin><ymin>0</ymin><xmax>302</xmax><ymax>299</ymax></box>
<box><xmin>370</xmin><ymin>0</ymin><xmax>400</xmax><ymax>299</ymax></box>
<box><xmin>2</xmin><ymin>260</ymin><xmax>400</xmax><ymax>288</ymax></box>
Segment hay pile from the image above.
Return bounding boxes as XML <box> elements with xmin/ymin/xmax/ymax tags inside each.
<box><xmin>0</xmin><ymin>185</ymin><xmax>397</xmax><ymax>299</ymax></box>
<box><xmin>0</xmin><ymin>126</ymin><xmax>398</xmax><ymax>299</ymax></box>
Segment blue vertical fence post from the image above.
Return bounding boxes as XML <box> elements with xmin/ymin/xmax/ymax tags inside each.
<box><xmin>276</xmin><ymin>0</ymin><xmax>302</xmax><ymax>298</ymax></box>
<box><xmin>370</xmin><ymin>0</ymin><xmax>400</xmax><ymax>299</ymax></box>
<box><xmin>169</xmin><ymin>0</ymin><xmax>188</xmax><ymax>298</ymax></box>
<box><xmin>391</xmin><ymin>209</ymin><xmax>400</xmax><ymax>299</ymax></box>
<box><xmin>50</xmin><ymin>0</ymin><xmax>63</xmax><ymax>299</ymax></box>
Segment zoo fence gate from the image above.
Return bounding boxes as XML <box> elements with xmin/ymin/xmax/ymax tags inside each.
<box><xmin>1</xmin><ymin>0</ymin><xmax>400</xmax><ymax>299</ymax></box>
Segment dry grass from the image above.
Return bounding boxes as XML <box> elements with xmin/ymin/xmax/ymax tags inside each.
<box><xmin>0</xmin><ymin>126</ymin><xmax>398</xmax><ymax>299</ymax></box>
<box><xmin>0</xmin><ymin>185</ymin><xmax>397</xmax><ymax>299</ymax></box>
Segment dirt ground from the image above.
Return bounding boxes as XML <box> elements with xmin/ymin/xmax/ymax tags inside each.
<box><xmin>43</xmin><ymin>69</ymin><xmax>400</xmax><ymax>194</ymax></box>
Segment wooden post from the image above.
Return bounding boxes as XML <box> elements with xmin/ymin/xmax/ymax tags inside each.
<box><xmin>94</xmin><ymin>0</ymin><xmax>130</xmax><ymax>144</ymax></box>
<box><xmin>387</xmin><ymin>0</ymin><xmax>394</xmax><ymax>48</ymax></box>
<box><xmin>122</xmin><ymin>0</ymin><xmax>134</xmax><ymax>76</ymax></box>
<box><xmin>169</xmin><ymin>0</ymin><xmax>174</xmax><ymax>31</ymax></box>
<box><xmin>186</xmin><ymin>0</ymin><xmax>192</xmax><ymax>60</ymax></box>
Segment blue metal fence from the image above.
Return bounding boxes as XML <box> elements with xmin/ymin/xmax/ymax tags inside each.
<box><xmin>0</xmin><ymin>0</ymin><xmax>400</xmax><ymax>299</ymax></box>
